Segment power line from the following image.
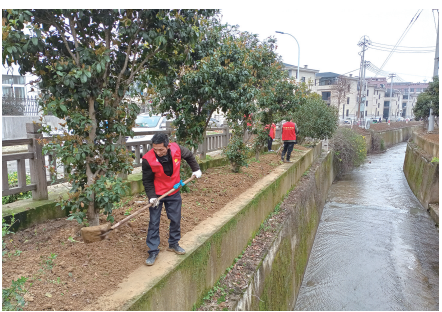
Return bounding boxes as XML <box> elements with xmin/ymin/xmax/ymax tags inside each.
<box><xmin>375</xmin><ymin>9</ymin><xmax>423</xmax><ymax>76</ymax></box>
<box><xmin>370</xmin><ymin>42</ymin><xmax>435</xmax><ymax>49</ymax></box>
<box><xmin>369</xmin><ymin>46</ymin><xmax>435</xmax><ymax>53</ymax></box>
<box><xmin>342</xmin><ymin>68</ymin><xmax>360</xmax><ymax>75</ymax></box>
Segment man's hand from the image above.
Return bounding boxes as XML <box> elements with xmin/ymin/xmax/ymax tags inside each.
<box><xmin>192</xmin><ymin>169</ymin><xmax>202</xmax><ymax>179</ymax></box>
<box><xmin>149</xmin><ymin>198</ymin><xmax>159</xmax><ymax>208</ymax></box>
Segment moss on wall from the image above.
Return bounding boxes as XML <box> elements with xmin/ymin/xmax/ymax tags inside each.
<box><xmin>403</xmin><ymin>141</ymin><xmax>439</xmax><ymax>210</ymax></box>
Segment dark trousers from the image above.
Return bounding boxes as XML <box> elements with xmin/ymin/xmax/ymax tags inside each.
<box><xmin>267</xmin><ymin>136</ymin><xmax>273</xmax><ymax>151</ymax></box>
<box><xmin>281</xmin><ymin>142</ymin><xmax>295</xmax><ymax>161</ymax></box>
<box><xmin>146</xmin><ymin>191</ymin><xmax>182</xmax><ymax>255</ymax></box>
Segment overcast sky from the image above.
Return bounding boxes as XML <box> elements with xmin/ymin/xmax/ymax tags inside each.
<box><xmin>219</xmin><ymin>5</ymin><xmax>439</xmax><ymax>83</ymax></box>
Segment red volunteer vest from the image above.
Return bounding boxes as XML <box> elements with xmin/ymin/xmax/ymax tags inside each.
<box><xmin>142</xmin><ymin>142</ymin><xmax>182</xmax><ymax>196</ymax></box>
<box><xmin>265</xmin><ymin>123</ymin><xmax>276</xmax><ymax>139</ymax></box>
<box><xmin>282</xmin><ymin>121</ymin><xmax>297</xmax><ymax>141</ymax></box>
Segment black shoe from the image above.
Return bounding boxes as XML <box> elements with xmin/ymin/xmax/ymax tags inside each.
<box><xmin>167</xmin><ymin>244</ymin><xmax>186</xmax><ymax>255</ymax></box>
<box><xmin>145</xmin><ymin>252</ymin><xmax>159</xmax><ymax>266</ymax></box>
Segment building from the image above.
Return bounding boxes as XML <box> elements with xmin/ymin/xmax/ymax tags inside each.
<box><xmin>312</xmin><ymin>72</ymin><xmax>360</xmax><ymax>121</ymax></box>
<box><xmin>2</xmin><ymin>65</ymin><xmax>40</xmax><ymax>98</ymax></box>
<box><xmin>282</xmin><ymin>63</ymin><xmax>319</xmax><ymax>87</ymax></box>
<box><xmin>366</xmin><ymin>77</ymin><xmax>425</xmax><ymax>120</ymax></box>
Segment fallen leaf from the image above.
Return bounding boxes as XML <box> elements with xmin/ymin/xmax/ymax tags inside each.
<box><xmin>45</xmin><ymin>292</ymin><xmax>52</xmax><ymax>298</ymax></box>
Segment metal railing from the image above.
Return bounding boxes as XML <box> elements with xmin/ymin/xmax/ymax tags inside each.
<box><xmin>2</xmin><ymin>95</ymin><xmax>40</xmax><ymax>116</ymax></box>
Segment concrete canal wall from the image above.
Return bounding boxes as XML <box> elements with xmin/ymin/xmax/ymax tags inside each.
<box><xmin>377</xmin><ymin>125</ymin><xmax>419</xmax><ymax>149</ymax></box>
<box><xmin>403</xmin><ymin>132</ymin><xmax>439</xmax><ymax>225</ymax></box>
<box><xmin>233</xmin><ymin>151</ymin><xmax>337</xmax><ymax>310</ymax></box>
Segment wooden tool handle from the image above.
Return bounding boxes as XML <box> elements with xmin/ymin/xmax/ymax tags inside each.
<box><xmin>110</xmin><ymin>175</ymin><xmax>196</xmax><ymax>230</ymax></box>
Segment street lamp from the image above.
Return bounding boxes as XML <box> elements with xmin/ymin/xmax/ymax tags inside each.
<box><xmin>275</xmin><ymin>31</ymin><xmax>300</xmax><ymax>82</ymax></box>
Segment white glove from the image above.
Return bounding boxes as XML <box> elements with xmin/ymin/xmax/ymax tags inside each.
<box><xmin>192</xmin><ymin>169</ymin><xmax>202</xmax><ymax>179</ymax></box>
<box><xmin>149</xmin><ymin>198</ymin><xmax>159</xmax><ymax>207</ymax></box>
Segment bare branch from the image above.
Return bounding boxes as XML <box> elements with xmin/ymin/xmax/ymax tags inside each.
<box><xmin>68</xmin><ymin>14</ymin><xmax>80</xmax><ymax>64</ymax></box>
<box><xmin>34</xmin><ymin>15</ymin><xmax>78</xmax><ymax>65</ymax></box>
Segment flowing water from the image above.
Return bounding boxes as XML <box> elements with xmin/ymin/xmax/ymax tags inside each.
<box><xmin>294</xmin><ymin>142</ymin><xmax>439</xmax><ymax>311</ymax></box>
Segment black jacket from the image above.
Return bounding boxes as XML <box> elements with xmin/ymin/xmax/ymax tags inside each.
<box><xmin>142</xmin><ymin>145</ymin><xmax>200</xmax><ymax>198</ymax></box>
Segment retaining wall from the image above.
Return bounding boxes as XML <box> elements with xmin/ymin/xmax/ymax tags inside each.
<box><xmin>234</xmin><ymin>151</ymin><xmax>336</xmax><ymax>310</ymax></box>
<box><xmin>411</xmin><ymin>131</ymin><xmax>439</xmax><ymax>158</ymax></box>
<box><xmin>403</xmin><ymin>133</ymin><xmax>439</xmax><ymax>225</ymax></box>
<box><xmin>376</xmin><ymin>126</ymin><xmax>419</xmax><ymax>149</ymax></box>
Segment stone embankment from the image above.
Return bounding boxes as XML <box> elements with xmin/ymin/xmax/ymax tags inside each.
<box><xmin>403</xmin><ymin>130</ymin><xmax>439</xmax><ymax>226</ymax></box>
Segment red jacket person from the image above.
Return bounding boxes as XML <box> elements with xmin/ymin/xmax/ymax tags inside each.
<box><xmin>265</xmin><ymin>123</ymin><xmax>276</xmax><ymax>151</ymax></box>
<box><xmin>281</xmin><ymin>120</ymin><xmax>298</xmax><ymax>163</ymax></box>
<box><xmin>142</xmin><ymin>133</ymin><xmax>202</xmax><ymax>266</ymax></box>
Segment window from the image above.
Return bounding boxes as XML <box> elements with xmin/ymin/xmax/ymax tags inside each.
<box><xmin>322</xmin><ymin>91</ymin><xmax>331</xmax><ymax>101</ymax></box>
<box><xmin>347</xmin><ymin>97</ymin><xmax>350</xmax><ymax>104</ymax></box>
<box><xmin>367</xmin><ymin>90</ymin><xmax>369</xmax><ymax>96</ymax></box>
<box><xmin>346</xmin><ymin>109</ymin><xmax>349</xmax><ymax>117</ymax></box>
<box><xmin>14</xmin><ymin>87</ymin><xmax>25</xmax><ymax>97</ymax></box>
<box><xmin>384</xmin><ymin>101</ymin><xmax>389</xmax><ymax>107</ymax></box>
<box><xmin>365</xmin><ymin>111</ymin><xmax>367</xmax><ymax>116</ymax></box>
<box><xmin>2</xmin><ymin>75</ymin><xmax>25</xmax><ymax>85</ymax></box>
<box><xmin>2</xmin><ymin>86</ymin><xmax>13</xmax><ymax>96</ymax></box>
<box><xmin>348</xmin><ymin>85</ymin><xmax>350</xmax><ymax>92</ymax></box>
<box><xmin>410</xmin><ymin>88</ymin><xmax>414</xmax><ymax>92</ymax></box>
<box><xmin>301</xmin><ymin>77</ymin><xmax>305</xmax><ymax>82</ymax></box>
<box><xmin>366</xmin><ymin>101</ymin><xmax>368</xmax><ymax>106</ymax></box>
<box><xmin>379</xmin><ymin>94</ymin><xmax>381</xmax><ymax>99</ymax></box>
<box><xmin>378</xmin><ymin>103</ymin><xmax>380</xmax><ymax>108</ymax></box>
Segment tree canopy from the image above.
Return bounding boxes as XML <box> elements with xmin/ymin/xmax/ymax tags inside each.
<box><xmin>413</xmin><ymin>76</ymin><xmax>439</xmax><ymax>120</ymax></box>
<box><xmin>2</xmin><ymin>9</ymin><xmax>218</xmax><ymax>225</ymax></box>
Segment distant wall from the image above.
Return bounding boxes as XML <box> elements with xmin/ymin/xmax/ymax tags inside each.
<box><xmin>2</xmin><ymin>116</ymin><xmax>64</xmax><ymax>140</ymax></box>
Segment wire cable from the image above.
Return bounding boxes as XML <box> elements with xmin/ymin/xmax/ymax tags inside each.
<box><xmin>369</xmin><ymin>46</ymin><xmax>435</xmax><ymax>53</ymax></box>
<box><xmin>375</xmin><ymin>9</ymin><xmax>423</xmax><ymax>76</ymax></box>
<box><xmin>370</xmin><ymin>42</ymin><xmax>435</xmax><ymax>49</ymax></box>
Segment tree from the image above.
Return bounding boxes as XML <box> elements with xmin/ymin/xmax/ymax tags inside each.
<box><xmin>413</xmin><ymin>76</ymin><xmax>439</xmax><ymax>121</ymax></box>
<box><xmin>149</xmin><ymin>23</ymin><xmax>269</xmax><ymax>151</ymax></box>
<box><xmin>2</xmin><ymin>9</ymin><xmax>217</xmax><ymax>226</ymax></box>
<box><xmin>330</xmin><ymin>76</ymin><xmax>353</xmax><ymax>121</ymax></box>
<box><xmin>292</xmin><ymin>93</ymin><xmax>339</xmax><ymax>144</ymax></box>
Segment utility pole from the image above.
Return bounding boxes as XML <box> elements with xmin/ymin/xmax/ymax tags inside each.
<box><xmin>388</xmin><ymin>73</ymin><xmax>396</xmax><ymax>122</ymax></box>
<box><xmin>357</xmin><ymin>36</ymin><xmax>370</xmax><ymax>124</ymax></box>
<box><xmin>429</xmin><ymin>9</ymin><xmax>439</xmax><ymax>131</ymax></box>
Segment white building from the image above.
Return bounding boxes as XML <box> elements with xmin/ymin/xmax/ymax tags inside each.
<box><xmin>2</xmin><ymin>65</ymin><xmax>40</xmax><ymax>98</ymax></box>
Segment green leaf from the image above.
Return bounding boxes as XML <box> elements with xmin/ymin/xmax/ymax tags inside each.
<box><xmin>85</xmin><ymin>71</ymin><xmax>91</xmax><ymax>78</ymax></box>
<box><xmin>96</xmin><ymin>63</ymin><xmax>101</xmax><ymax>73</ymax></box>
<box><xmin>32</xmin><ymin>37</ymin><xmax>38</xmax><ymax>46</ymax></box>
<box><xmin>60</xmin><ymin>105</ymin><xmax>67</xmax><ymax>112</ymax></box>
<box><xmin>80</xmin><ymin>74</ymin><xmax>87</xmax><ymax>83</ymax></box>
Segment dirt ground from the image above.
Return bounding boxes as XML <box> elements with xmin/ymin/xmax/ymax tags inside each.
<box><xmin>197</xmin><ymin>154</ymin><xmax>323</xmax><ymax>311</ymax></box>
<box><xmin>2</xmin><ymin>150</ymin><xmax>309</xmax><ymax>311</ymax></box>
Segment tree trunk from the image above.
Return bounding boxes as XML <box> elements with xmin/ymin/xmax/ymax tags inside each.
<box><xmin>255</xmin><ymin>150</ymin><xmax>260</xmax><ymax>161</ymax></box>
<box><xmin>86</xmin><ymin>97</ymin><xmax>99</xmax><ymax>226</ymax></box>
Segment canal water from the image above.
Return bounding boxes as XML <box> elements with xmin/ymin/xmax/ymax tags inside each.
<box><xmin>294</xmin><ymin>142</ymin><xmax>439</xmax><ymax>311</ymax></box>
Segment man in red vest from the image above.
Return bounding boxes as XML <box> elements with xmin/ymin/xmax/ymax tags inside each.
<box><xmin>142</xmin><ymin>133</ymin><xmax>202</xmax><ymax>266</ymax></box>
<box><xmin>281</xmin><ymin>119</ymin><xmax>298</xmax><ymax>163</ymax></box>
<box><xmin>265</xmin><ymin>123</ymin><xmax>276</xmax><ymax>151</ymax></box>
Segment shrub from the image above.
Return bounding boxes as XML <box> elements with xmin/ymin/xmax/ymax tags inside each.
<box><xmin>292</xmin><ymin>95</ymin><xmax>339</xmax><ymax>144</ymax></box>
<box><xmin>223</xmin><ymin>124</ymin><xmax>250</xmax><ymax>173</ymax></box>
<box><xmin>330</xmin><ymin>127</ymin><xmax>367</xmax><ymax>176</ymax></box>
<box><xmin>2</xmin><ymin>172</ymin><xmax>32</xmax><ymax>204</ymax></box>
